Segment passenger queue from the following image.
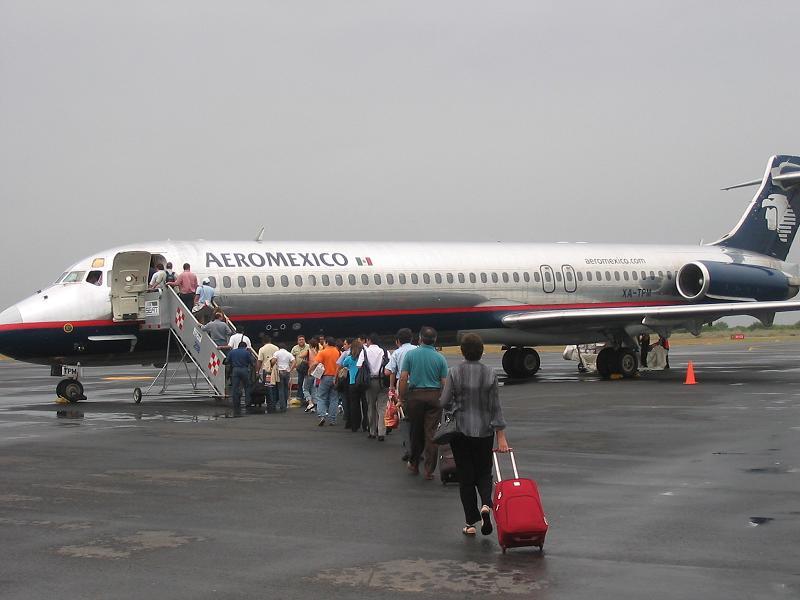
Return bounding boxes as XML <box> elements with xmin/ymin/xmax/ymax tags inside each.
<box><xmin>147</xmin><ymin>259</ymin><xmax>517</xmax><ymax>539</ymax></box>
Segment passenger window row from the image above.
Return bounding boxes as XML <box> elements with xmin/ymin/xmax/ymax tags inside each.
<box><xmin>207</xmin><ymin>269</ymin><xmax>674</xmax><ymax>290</ymax></box>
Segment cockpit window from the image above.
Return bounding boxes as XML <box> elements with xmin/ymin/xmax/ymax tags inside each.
<box><xmin>56</xmin><ymin>272</ymin><xmax>68</xmax><ymax>283</ymax></box>
<box><xmin>61</xmin><ymin>271</ymin><xmax>86</xmax><ymax>283</ymax></box>
<box><xmin>86</xmin><ymin>270</ymin><xmax>103</xmax><ymax>286</ymax></box>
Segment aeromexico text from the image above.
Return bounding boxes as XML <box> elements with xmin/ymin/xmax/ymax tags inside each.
<box><xmin>206</xmin><ymin>251</ymin><xmax>351</xmax><ymax>269</ymax></box>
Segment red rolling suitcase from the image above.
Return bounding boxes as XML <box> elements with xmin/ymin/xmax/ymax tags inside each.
<box><xmin>492</xmin><ymin>450</ymin><xmax>548</xmax><ymax>553</ymax></box>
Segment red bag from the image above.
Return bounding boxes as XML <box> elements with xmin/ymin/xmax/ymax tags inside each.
<box><xmin>384</xmin><ymin>400</ymin><xmax>399</xmax><ymax>429</ymax></box>
<box><xmin>492</xmin><ymin>450</ymin><xmax>548</xmax><ymax>553</ymax></box>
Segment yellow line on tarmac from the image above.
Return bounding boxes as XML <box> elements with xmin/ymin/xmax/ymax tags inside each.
<box><xmin>102</xmin><ymin>376</ymin><xmax>154</xmax><ymax>381</ymax></box>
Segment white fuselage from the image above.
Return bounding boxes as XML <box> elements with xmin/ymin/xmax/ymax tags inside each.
<box><xmin>0</xmin><ymin>240</ymin><xmax>792</xmax><ymax>364</ymax></box>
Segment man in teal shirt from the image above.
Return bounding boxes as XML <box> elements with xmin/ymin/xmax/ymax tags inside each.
<box><xmin>398</xmin><ymin>326</ymin><xmax>448</xmax><ymax>479</ymax></box>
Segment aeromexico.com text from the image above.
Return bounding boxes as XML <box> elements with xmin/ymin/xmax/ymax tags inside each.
<box><xmin>206</xmin><ymin>251</ymin><xmax>350</xmax><ymax>269</ymax></box>
<box><xmin>584</xmin><ymin>257</ymin><xmax>647</xmax><ymax>265</ymax></box>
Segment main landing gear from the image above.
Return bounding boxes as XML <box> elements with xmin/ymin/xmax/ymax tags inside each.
<box><xmin>502</xmin><ymin>347</ymin><xmax>541</xmax><ymax>379</ymax></box>
<box><xmin>595</xmin><ymin>347</ymin><xmax>638</xmax><ymax>380</ymax></box>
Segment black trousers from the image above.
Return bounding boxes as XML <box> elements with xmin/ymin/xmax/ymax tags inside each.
<box><xmin>450</xmin><ymin>434</ymin><xmax>495</xmax><ymax>525</ymax></box>
<box><xmin>179</xmin><ymin>292</ymin><xmax>195</xmax><ymax>308</ymax></box>
<box><xmin>346</xmin><ymin>383</ymin><xmax>365</xmax><ymax>432</ymax></box>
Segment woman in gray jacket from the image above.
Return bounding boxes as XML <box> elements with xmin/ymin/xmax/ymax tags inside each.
<box><xmin>440</xmin><ymin>333</ymin><xmax>510</xmax><ymax>536</ymax></box>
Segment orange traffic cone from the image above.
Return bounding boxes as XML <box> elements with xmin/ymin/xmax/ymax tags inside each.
<box><xmin>684</xmin><ymin>361</ymin><xmax>697</xmax><ymax>385</ymax></box>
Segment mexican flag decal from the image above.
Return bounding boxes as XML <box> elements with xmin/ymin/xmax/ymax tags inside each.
<box><xmin>355</xmin><ymin>257</ymin><xmax>373</xmax><ymax>266</ymax></box>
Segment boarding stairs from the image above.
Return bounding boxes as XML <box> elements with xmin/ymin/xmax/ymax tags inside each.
<box><xmin>134</xmin><ymin>286</ymin><xmax>231</xmax><ymax>402</ymax></box>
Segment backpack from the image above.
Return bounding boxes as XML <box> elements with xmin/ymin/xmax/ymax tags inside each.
<box><xmin>355</xmin><ymin>348</ymin><xmax>372</xmax><ymax>390</ymax></box>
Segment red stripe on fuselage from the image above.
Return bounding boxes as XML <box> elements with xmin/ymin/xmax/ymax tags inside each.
<box><xmin>0</xmin><ymin>301</ymin><xmax>686</xmax><ymax>332</ymax></box>
<box><xmin>0</xmin><ymin>319</ymin><xmax>120</xmax><ymax>332</ymax></box>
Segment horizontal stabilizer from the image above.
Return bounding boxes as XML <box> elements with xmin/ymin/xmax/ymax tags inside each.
<box><xmin>722</xmin><ymin>172</ymin><xmax>800</xmax><ymax>191</ymax></box>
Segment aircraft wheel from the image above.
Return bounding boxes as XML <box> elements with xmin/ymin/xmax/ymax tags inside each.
<box><xmin>62</xmin><ymin>380</ymin><xmax>85</xmax><ymax>403</ymax></box>
<box><xmin>502</xmin><ymin>348</ymin><xmax>521</xmax><ymax>377</ymax></box>
<box><xmin>56</xmin><ymin>379</ymin><xmax>68</xmax><ymax>398</ymax></box>
<box><xmin>515</xmin><ymin>348</ymin><xmax>540</xmax><ymax>377</ymax></box>
<box><xmin>133</xmin><ymin>387</ymin><xmax>143</xmax><ymax>404</ymax></box>
<box><xmin>617</xmin><ymin>349</ymin><xmax>638</xmax><ymax>378</ymax></box>
<box><xmin>596</xmin><ymin>348</ymin><xmax>615</xmax><ymax>379</ymax></box>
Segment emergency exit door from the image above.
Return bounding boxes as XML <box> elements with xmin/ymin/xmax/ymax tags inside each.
<box><xmin>562</xmin><ymin>265</ymin><xmax>577</xmax><ymax>292</ymax></box>
<box><xmin>540</xmin><ymin>265</ymin><xmax>556</xmax><ymax>293</ymax></box>
<box><xmin>111</xmin><ymin>251</ymin><xmax>152</xmax><ymax>321</ymax></box>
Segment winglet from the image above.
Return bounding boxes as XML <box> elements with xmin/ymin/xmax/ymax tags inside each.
<box><xmin>255</xmin><ymin>227</ymin><xmax>265</xmax><ymax>242</ymax></box>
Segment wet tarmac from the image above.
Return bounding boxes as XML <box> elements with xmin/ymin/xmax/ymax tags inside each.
<box><xmin>0</xmin><ymin>341</ymin><xmax>798</xmax><ymax>599</ymax></box>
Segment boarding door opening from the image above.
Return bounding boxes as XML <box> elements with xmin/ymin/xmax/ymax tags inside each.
<box><xmin>111</xmin><ymin>251</ymin><xmax>153</xmax><ymax>321</ymax></box>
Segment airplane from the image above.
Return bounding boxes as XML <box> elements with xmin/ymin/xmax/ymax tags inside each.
<box><xmin>2</xmin><ymin>154</ymin><xmax>800</xmax><ymax>401</ymax></box>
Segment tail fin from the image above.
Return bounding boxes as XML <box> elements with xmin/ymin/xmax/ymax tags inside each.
<box><xmin>713</xmin><ymin>155</ymin><xmax>800</xmax><ymax>260</ymax></box>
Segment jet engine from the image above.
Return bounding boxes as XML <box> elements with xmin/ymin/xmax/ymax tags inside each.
<box><xmin>675</xmin><ymin>261</ymin><xmax>796</xmax><ymax>302</ymax></box>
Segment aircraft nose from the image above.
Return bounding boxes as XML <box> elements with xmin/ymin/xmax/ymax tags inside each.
<box><xmin>0</xmin><ymin>305</ymin><xmax>23</xmax><ymax>326</ymax></box>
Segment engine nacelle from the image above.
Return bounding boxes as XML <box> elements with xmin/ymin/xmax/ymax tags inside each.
<box><xmin>676</xmin><ymin>261</ymin><xmax>794</xmax><ymax>302</ymax></box>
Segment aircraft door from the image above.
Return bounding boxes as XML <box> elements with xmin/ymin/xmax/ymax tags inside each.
<box><xmin>111</xmin><ymin>251</ymin><xmax>152</xmax><ymax>321</ymax></box>
<box><xmin>562</xmin><ymin>265</ymin><xmax>577</xmax><ymax>293</ymax></box>
<box><xmin>540</xmin><ymin>265</ymin><xmax>555</xmax><ymax>293</ymax></box>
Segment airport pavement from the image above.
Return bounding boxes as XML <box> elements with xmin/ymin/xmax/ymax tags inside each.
<box><xmin>0</xmin><ymin>343</ymin><xmax>798</xmax><ymax>599</ymax></box>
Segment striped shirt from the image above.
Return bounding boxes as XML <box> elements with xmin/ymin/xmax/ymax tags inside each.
<box><xmin>439</xmin><ymin>360</ymin><xmax>506</xmax><ymax>438</ymax></box>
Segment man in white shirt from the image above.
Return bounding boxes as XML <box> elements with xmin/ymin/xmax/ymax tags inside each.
<box><xmin>228</xmin><ymin>331</ymin><xmax>252</xmax><ymax>350</ymax></box>
<box><xmin>271</xmin><ymin>344</ymin><xmax>295</xmax><ymax>412</ymax></box>
<box><xmin>256</xmin><ymin>335</ymin><xmax>280</xmax><ymax>410</ymax></box>
<box><xmin>385</xmin><ymin>328</ymin><xmax>416</xmax><ymax>456</ymax></box>
<box><xmin>363</xmin><ymin>333</ymin><xmax>388</xmax><ymax>441</ymax></box>
<box><xmin>148</xmin><ymin>263</ymin><xmax>167</xmax><ymax>291</ymax></box>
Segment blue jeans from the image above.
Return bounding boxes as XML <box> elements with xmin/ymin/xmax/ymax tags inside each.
<box><xmin>302</xmin><ymin>374</ymin><xmax>318</xmax><ymax>404</ymax></box>
<box><xmin>231</xmin><ymin>367</ymin><xmax>252</xmax><ymax>412</ymax></box>
<box><xmin>316</xmin><ymin>376</ymin><xmax>337</xmax><ymax>423</ymax></box>
<box><xmin>276</xmin><ymin>371</ymin><xmax>290</xmax><ymax>411</ymax></box>
<box><xmin>295</xmin><ymin>370</ymin><xmax>306</xmax><ymax>401</ymax></box>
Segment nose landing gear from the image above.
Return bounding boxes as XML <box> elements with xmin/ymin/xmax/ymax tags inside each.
<box><xmin>56</xmin><ymin>378</ymin><xmax>86</xmax><ymax>403</ymax></box>
<box><xmin>52</xmin><ymin>364</ymin><xmax>86</xmax><ymax>403</ymax></box>
<box><xmin>501</xmin><ymin>347</ymin><xmax>541</xmax><ymax>379</ymax></box>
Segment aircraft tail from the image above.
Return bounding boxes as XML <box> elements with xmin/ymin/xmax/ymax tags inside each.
<box><xmin>712</xmin><ymin>155</ymin><xmax>800</xmax><ymax>260</ymax></box>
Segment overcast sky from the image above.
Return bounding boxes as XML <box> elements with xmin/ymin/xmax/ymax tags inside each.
<box><xmin>2</xmin><ymin>1</ymin><xmax>800</xmax><ymax>320</ymax></box>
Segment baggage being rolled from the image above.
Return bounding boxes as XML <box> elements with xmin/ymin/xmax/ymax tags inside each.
<box><xmin>492</xmin><ymin>450</ymin><xmax>548</xmax><ymax>553</ymax></box>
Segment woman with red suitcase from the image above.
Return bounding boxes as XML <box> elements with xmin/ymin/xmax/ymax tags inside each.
<box><xmin>439</xmin><ymin>333</ymin><xmax>510</xmax><ymax>536</ymax></box>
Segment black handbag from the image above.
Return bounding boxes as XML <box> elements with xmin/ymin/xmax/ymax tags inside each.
<box><xmin>433</xmin><ymin>408</ymin><xmax>459</xmax><ymax>445</ymax></box>
<box><xmin>433</xmin><ymin>372</ymin><xmax>460</xmax><ymax>444</ymax></box>
<box><xmin>355</xmin><ymin>348</ymin><xmax>372</xmax><ymax>390</ymax></box>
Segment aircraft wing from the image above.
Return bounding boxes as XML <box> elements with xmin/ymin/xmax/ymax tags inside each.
<box><xmin>501</xmin><ymin>300</ymin><xmax>800</xmax><ymax>331</ymax></box>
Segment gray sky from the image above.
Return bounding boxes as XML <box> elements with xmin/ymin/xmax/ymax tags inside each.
<box><xmin>2</xmin><ymin>1</ymin><xmax>800</xmax><ymax>320</ymax></box>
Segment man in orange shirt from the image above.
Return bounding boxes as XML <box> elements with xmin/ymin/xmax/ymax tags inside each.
<box><xmin>310</xmin><ymin>336</ymin><xmax>341</xmax><ymax>426</ymax></box>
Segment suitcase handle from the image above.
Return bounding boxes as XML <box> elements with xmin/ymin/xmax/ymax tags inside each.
<box><xmin>492</xmin><ymin>449</ymin><xmax>519</xmax><ymax>481</ymax></box>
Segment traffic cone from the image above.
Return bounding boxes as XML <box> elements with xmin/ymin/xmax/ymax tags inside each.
<box><xmin>684</xmin><ymin>361</ymin><xmax>697</xmax><ymax>385</ymax></box>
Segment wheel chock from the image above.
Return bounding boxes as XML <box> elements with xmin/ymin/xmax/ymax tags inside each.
<box><xmin>610</xmin><ymin>373</ymin><xmax>623</xmax><ymax>380</ymax></box>
<box><xmin>55</xmin><ymin>396</ymin><xmax>69</xmax><ymax>404</ymax></box>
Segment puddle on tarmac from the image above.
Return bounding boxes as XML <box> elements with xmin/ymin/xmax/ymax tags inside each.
<box><xmin>745</xmin><ymin>466</ymin><xmax>788</xmax><ymax>474</ymax></box>
<box><xmin>56</xmin><ymin>410</ymin><xmax>84</xmax><ymax>419</ymax></box>
<box><xmin>315</xmin><ymin>558</ymin><xmax>549</xmax><ymax>595</ymax></box>
<box><xmin>749</xmin><ymin>517</ymin><xmax>775</xmax><ymax>526</ymax></box>
<box><xmin>3</xmin><ymin>407</ymin><xmax>233</xmax><ymax>424</ymax></box>
<box><xmin>56</xmin><ymin>530</ymin><xmax>203</xmax><ymax>559</ymax></box>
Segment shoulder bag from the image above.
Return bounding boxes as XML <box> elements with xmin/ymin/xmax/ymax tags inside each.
<box><xmin>433</xmin><ymin>370</ymin><xmax>460</xmax><ymax>445</ymax></box>
<box><xmin>355</xmin><ymin>348</ymin><xmax>372</xmax><ymax>390</ymax></box>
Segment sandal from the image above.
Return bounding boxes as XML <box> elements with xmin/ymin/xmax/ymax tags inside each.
<box><xmin>480</xmin><ymin>505</ymin><xmax>493</xmax><ymax>535</ymax></box>
<box><xmin>462</xmin><ymin>525</ymin><xmax>477</xmax><ymax>536</ymax></box>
